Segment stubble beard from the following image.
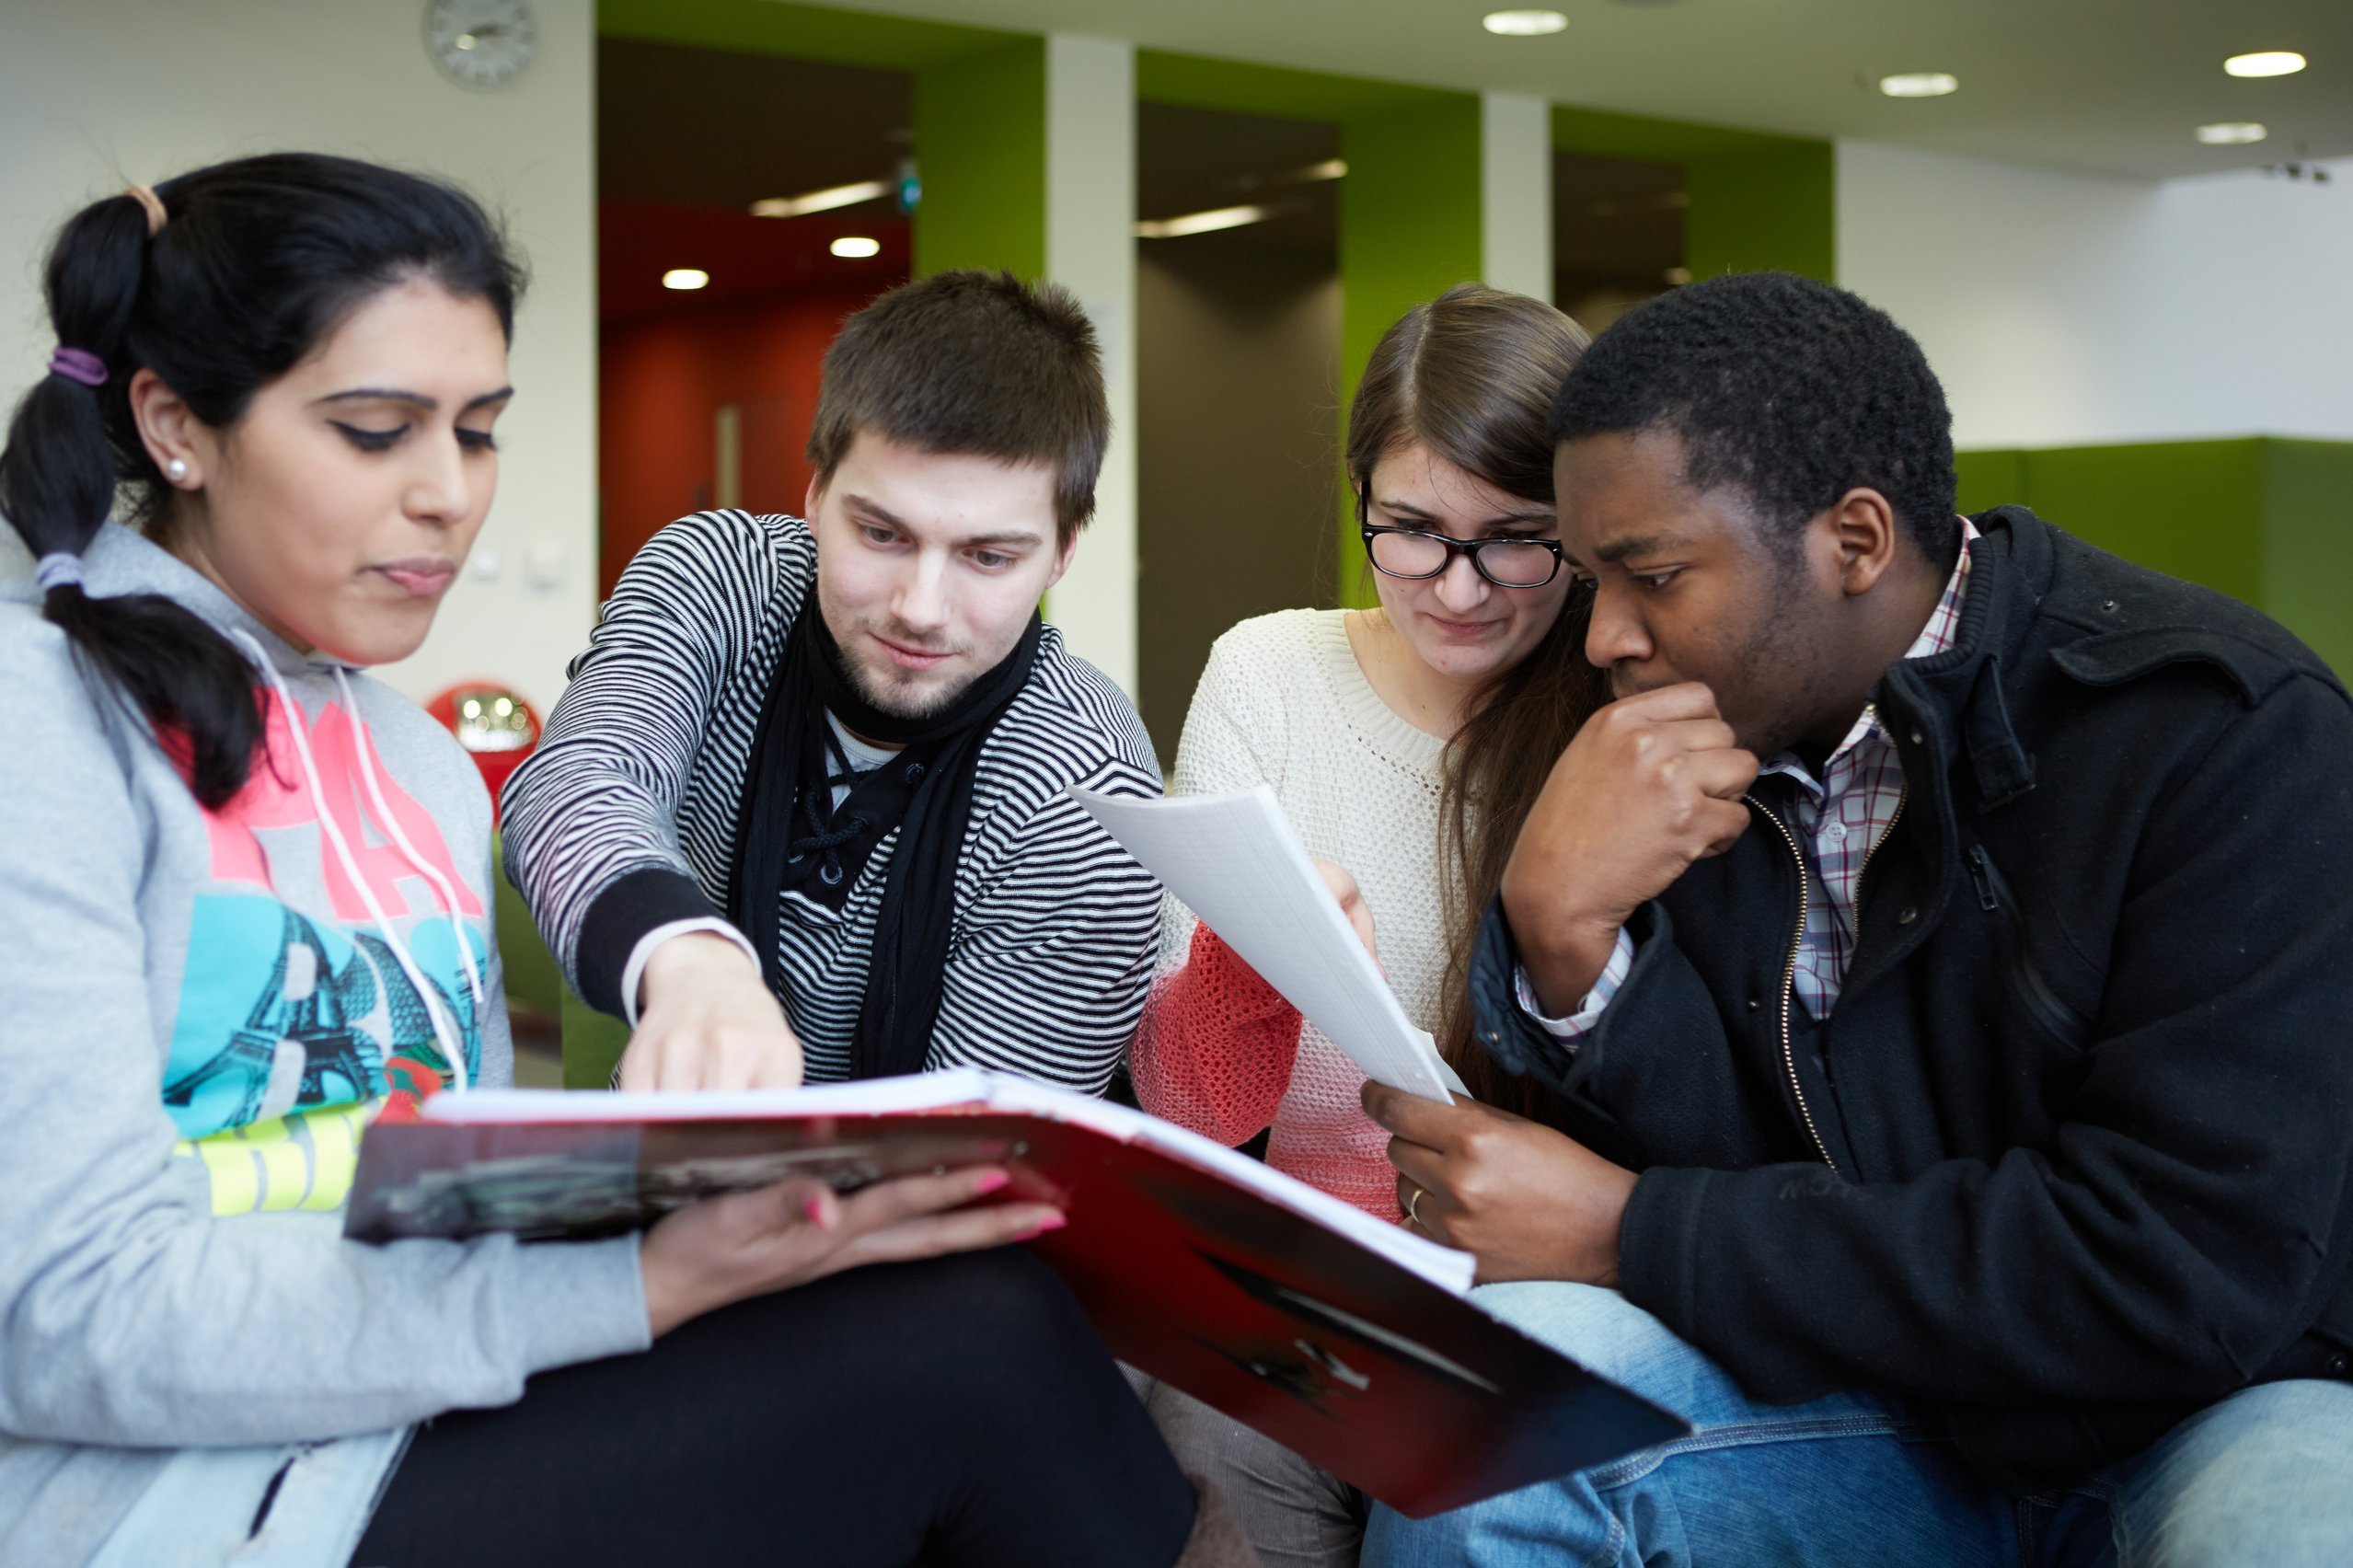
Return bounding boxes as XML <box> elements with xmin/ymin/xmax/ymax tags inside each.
<box><xmin>838</xmin><ymin>636</ymin><xmax>976</xmax><ymax>721</ymax></box>
<box><xmin>1726</xmin><ymin>593</ymin><xmax>1848</xmax><ymax>760</ymax></box>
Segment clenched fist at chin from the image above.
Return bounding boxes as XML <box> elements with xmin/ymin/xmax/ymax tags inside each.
<box><xmin>1502</xmin><ymin>681</ymin><xmax>1757</xmax><ymax>1015</ymax></box>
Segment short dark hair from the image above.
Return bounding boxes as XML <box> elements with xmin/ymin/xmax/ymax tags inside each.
<box><xmin>1550</xmin><ymin>271</ymin><xmax>1958</xmax><ymax>571</ymax></box>
<box><xmin>807</xmin><ymin>270</ymin><xmax>1109</xmax><ymax>548</ymax></box>
<box><xmin>0</xmin><ymin>152</ymin><xmax>523</xmax><ymax>809</ymax></box>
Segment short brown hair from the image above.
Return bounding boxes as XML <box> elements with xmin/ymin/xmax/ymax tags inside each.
<box><xmin>806</xmin><ymin>270</ymin><xmax>1109</xmax><ymax>548</ymax></box>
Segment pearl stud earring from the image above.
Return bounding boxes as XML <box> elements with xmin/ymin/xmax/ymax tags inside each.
<box><xmin>167</xmin><ymin>458</ymin><xmax>188</xmax><ymax>480</ymax></box>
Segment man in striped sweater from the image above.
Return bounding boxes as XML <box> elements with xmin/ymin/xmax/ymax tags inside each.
<box><xmin>504</xmin><ymin>271</ymin><xmax>1160</xmax><ymax>1096</ymax></box>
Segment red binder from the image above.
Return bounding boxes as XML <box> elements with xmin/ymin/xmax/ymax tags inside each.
<box><xmin>346</xmin><ymin>1070</ymin><xmax>1685</xmax><ymax>1516</ymax></box>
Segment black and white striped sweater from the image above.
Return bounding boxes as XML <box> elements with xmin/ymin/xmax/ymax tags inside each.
<box><xmin>502</xmin><ymin>511</ymin><xmax>1163</xmax><ymax>1094</ymax></box>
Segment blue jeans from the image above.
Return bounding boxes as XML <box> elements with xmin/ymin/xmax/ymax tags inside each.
<box><xmin>1363</xmin><ymin>1283</ymin><xmax>2353</xmax><ymax>1568</ymax></box>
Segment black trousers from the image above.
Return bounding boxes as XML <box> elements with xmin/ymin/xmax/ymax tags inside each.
<box><xmin>352</xmin><ymin>1248</ymin><xmax>1197</xmax><ymax>1568</ymax></box>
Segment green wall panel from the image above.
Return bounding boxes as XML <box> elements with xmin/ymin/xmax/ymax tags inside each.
<box><xmin>2022</xmin><ymin>441</ymin><xmax>2266</xmax><ymax>611</ymax></box>
<box><xmin>1336</xmin><ymin>93</ymin><xmax>1484</xmax><ymax>607</ymax></box>
<box><xmin>1552</xmin><ymin>106</ymin><xmax>1834</xmax><ymax>283</ymax></box>
<box><xmin>2263</xmin><ymin>439</ymin><xmax>2353</xmax><ymax>681</ymax></box>
<box><xmin>914</xmin><ymin>39</ymin><xmax>1047</xmax><ymax>279</ymax></box>
<box><xmin>1683</xmin><ymin>143</ymin><xmax>1835</xmax><ymax>282</ymax></box>
<box><xmin>1953</xmin><ymin>449</ymin><xmax>2024</xmax><ymax>515</ymax></box>
<box><xmin>1955</xmin><ymin>437</ymin><xmax>2353</xmax><ymax>680</ymax></box>
<box><xmin>1338</xmin><ymin>98</ymin><xmax>1482</xmax><ymax>400</ymax></box>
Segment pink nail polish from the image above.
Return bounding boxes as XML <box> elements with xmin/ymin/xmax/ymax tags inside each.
<box><xmin>974</xmin><ymin>1170</ymin><xmax>1011</xmax><ymax>1195</ymax></box>
<box><xmin>802</xmin><ymin>1197</ymin><xmax>828</xmax><ymax>1225</ymax></box>
<box><xmin>1018</xmin><ymin>1214</ymin><xmax>1067</xmax><ymax>1241</ymax></box>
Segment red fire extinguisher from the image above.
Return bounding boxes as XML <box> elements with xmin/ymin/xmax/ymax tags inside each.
<box><xmin>425</xmin><ymin>683</ymin><xmax>542</xmax><ymax>826</ymax></box>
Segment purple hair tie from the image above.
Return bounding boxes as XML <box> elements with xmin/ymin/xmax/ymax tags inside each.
<box><xmin>34</xmin><ymin>553</ymin><xmax>85</xmax><ymax>593</ymax></box>
<box><xmin>47</xmin><ymin>347</ymin><xmax>107</xmax><ymax>388</ymax></box>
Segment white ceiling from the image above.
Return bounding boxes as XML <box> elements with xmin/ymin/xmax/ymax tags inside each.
<box><xmin>820</xmin><ymin>0</ymin><xmax>2351</xmax><ymax>181</ymax></box>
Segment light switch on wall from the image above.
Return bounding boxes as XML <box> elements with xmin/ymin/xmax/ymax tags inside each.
<box><xmin>525</xmin><ymin>541</ymin><xmax>566</xmax><ymax>591</ymax></box>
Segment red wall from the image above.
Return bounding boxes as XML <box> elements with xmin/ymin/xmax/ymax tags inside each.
<box><xmin>598</xmin><ymin>282</ymin><xmax>902</xmax><ymax>597</ymax></box>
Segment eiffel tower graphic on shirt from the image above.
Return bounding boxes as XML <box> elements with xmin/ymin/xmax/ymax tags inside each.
<box><xmin>163</xmin><ymin>906</ymin><xmax>472</xmax><ymax>1127</ymax></box>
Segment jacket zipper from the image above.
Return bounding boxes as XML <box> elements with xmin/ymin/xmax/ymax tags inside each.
<box><xmin>1965</xmin><ymin>844</ymin><xmax>2001</xmax><ymax>911</ymax></box>
<box><xmin>1743</xmin><ymin>792</ymin><xmax>1840</xmax><ymax>1175</ymax></box>
<box><xmin>1965</xmin><ymin>844</ymin><xmax>2087</xmax><ymax>1042</ymax></box>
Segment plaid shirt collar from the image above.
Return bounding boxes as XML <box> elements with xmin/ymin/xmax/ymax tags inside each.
<box><xmin>1756</xmin><ymin>519</ymin><xmax>1977</xmax><ymax>1020</ymax></box>
<box><xmin>1761</xmin><ymin>518</ymin><xmax>1978</xmax><ymax>797</ymax></box>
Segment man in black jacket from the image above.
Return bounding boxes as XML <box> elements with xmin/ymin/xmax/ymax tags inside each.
<box><xmin>1360</xmin><ymin>272</ymin><xmax>2353</xmax><ymax>1566</ymax></box>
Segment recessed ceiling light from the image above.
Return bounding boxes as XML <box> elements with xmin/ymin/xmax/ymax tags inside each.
<box><xmin>1135</xmin><ymin>204</ymin><xmax>1272</xmax><ymax>240</ymax></box>
<box><xmin>1482</xmin><ymin>10</ymin><xmax>1568</xmax><ymax>37</ymax></box>
<box><xmin>661</xmin><ymin>268</ymin><xmax>709</xmax><ymax>291</ymax></box>
<box><xmin>2224</xmin><ymin>52</ymin><xmax>2306</xmax><ymax>78</ymax></box>
<box><xmin>829</xmin><ymin>236</ymin><xmax>882</xmax><ymax>259</ymax></box>
<box><xmin>1878</xmin><ymin>73</ymin><xmax>1959</xmax><ymax>98</ymax></box>
<box><xmin>2196</xmin><ymin>121</ymin><xmax>2268</xmax><ymax>144</ymax></box>
<box><xmin>750</xmin><ymin>180</ymin><xmax>892</xmax><ymax>219</ymax></box>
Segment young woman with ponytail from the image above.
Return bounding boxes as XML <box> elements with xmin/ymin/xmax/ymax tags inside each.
<box><xmin>0</xmin><ymin>155</ymin><xmax>1253</xmax><ymax>1568</ymax></box>
<box><xmin>1129</xmin><ymin>284</ymin><xmax>1606</xmax><ymax>1568</ymax></box>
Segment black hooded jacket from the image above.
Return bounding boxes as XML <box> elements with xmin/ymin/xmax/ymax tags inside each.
<box><xmin>1469</xmin><ymin>506</ymin><xmax>2353</xmax><ymax>1491</ymax></box>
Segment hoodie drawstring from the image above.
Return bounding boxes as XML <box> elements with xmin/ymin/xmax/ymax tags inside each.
<box><xmin>229</xmin><ymin>632</ymin><xmax>473</xmax><ymax>1094</ymax></box>
<box><xmin>334</xmin><ymin>666</ymin><xmax>489</xmax><ymax>1024</ymax></box>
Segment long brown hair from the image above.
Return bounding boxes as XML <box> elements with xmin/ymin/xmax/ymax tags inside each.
<box><xmin>1437</xmin><ymin>594</ymin><xmax>1607</xmax><ymax>1108</ymax></box>
<box><xmin>1345</xmin><ymin>284</ymin><xmax>1608</xmax><ymax>1108</ymax></box>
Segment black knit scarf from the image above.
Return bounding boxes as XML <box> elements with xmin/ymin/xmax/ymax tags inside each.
<box><xmin>730</xmin><ymin>602</ymin><xmax>1042</xmax><ymax>1079</ymax></box>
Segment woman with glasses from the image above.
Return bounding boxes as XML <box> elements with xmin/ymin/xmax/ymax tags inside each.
<box><xmin>1130</xmin><ymin>285</ymin><xmax>1604</xmax><ymax>1568</ymax></box>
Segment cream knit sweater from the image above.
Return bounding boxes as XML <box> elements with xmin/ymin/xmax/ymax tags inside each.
<box><xmin>1134</xmin><ymin>608</ymin><xmax>1451</xmax><ymax>1216</ymax></box>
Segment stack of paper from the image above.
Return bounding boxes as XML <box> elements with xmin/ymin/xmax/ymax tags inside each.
<box><xmin>1070</xmin><ymin>785</ymin><xmax>1465</xmax><ymax>1102</ymax></box>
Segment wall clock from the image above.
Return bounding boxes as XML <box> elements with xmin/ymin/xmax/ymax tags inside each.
<box><xmin>424</xmin><ymin>0</ymin><xmax>536</xmax><ymax>90</ymax></box>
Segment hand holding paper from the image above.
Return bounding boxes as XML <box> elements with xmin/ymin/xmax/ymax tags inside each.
<box><xmin>1311</xmin><ymin>857</ymin><xmax>1382</xmax><ymax>971</ymax></box>
<box><xmin>1069</xmin><ymin>785</ymin><xmax>1465</xmax><ymax>1102</ymax></box>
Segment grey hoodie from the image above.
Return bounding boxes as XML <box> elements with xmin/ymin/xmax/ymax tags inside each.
<box><xmin>0</xmin><ymin>524</ymin><xmax>648</xmax><ymax>1565</ymax></box>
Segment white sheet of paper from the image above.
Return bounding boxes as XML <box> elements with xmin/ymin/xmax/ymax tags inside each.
<box><xmin>1070</xmin><ymin>784</ymin><xmax>1463</xmax><ymax>1102</ymax></box>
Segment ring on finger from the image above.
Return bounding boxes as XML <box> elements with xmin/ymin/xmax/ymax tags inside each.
<box><xmin>1404</xmin><ymin>1185</ymin><xmax>1424</xmax><ymax>1228</ymax></box>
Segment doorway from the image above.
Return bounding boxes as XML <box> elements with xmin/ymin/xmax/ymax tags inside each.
<box><xmin>1135</xmin><ymin>100</ymin><xmax>1344</xmax><ymax>764</ymax></box>
<box><xmin>1555</xmin><ymin>150</ymin><xmax>1688</xmax><ymax>336</ymax></box>
<box><xmin>596</xmin><ymin>37</ymin><xmax>916</xmax><ymax>595</ymax></box>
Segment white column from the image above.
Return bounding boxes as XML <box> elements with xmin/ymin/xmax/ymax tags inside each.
<box><xmin>1480</xmin><ymin>91</ymin><xmax>1553</xmax><ymax>303</ymax></box>
<box><xmin>1044</xmin><ymin>33</ymin><xmax>1138</xmax><ymax>697</ymax></box>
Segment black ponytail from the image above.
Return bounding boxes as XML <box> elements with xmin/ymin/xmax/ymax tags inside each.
<box><xmin>0</xmin><ymin>155</ymin><xmax>524</xmax><ymax>808</ymax></box>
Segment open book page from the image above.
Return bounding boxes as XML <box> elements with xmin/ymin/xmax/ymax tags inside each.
<box><xmin>373</xmin><ymin>1073</ymin><xmax>1689</xmax><ymax>1514</ymax></box>
<box><xmin>975</xmin><ymin>1076</ymin><xmax>1475</xmax><ymax>1294</ymax></box>
<box><xmin>418</xmin><ymin>1071</ymin><xmax>1476</xmax><ymax>1294</ymax></box>
<box><xmin>1069</xmin><ymin>784</ymin><xmax>1463</xmax><ymax>1101</ymax></box>
<box><xmin>419</xmin><ymin>1069</ymin><xmax>1005</xmax><ymax>1124</ymax></box>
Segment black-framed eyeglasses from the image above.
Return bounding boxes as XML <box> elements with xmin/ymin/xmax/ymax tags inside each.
<box><xmin>1358</xmin><ymin>497</ymin><xmax>1565</xmax><ymax>590</ymax></box>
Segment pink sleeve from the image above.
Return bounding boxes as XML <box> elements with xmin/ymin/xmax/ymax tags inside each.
<box><xmin>1131</xmin><ymin>922</ymin><xmax>1304</xmax><ymax>1147</ymax></box>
